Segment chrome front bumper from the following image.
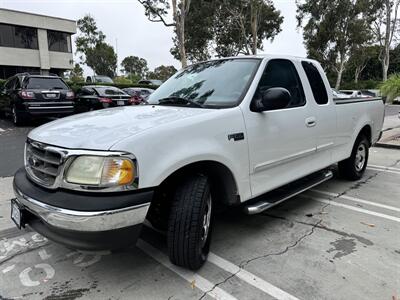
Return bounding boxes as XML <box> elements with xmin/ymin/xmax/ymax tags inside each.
<box><xmin>13</xmin><ymin>186</ymin><xmax>150</xmax><ymax>232</ymax></box>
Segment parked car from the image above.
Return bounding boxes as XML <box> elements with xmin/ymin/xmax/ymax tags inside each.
<box><xmin>11</xmin><ymin>56</ymin><xmax>384</xmax><ymax>271</ymax></box>
<box><xmin>332</xmin><ymin>88</ymin><xmax>351</xmax><ymax>99</ymax></box>
<box><xmin>86</xmin><ymin>75</ymin><xmax>114</xmax><ymax>84</ymax></box>
<box><xmin>122</xmin><ymin>87</ymin><xmax>155</xmax><ymax>104</ymax></box>
<box><xmin>74</xmin><ymin>85</ymin><xmax>135</xmax><ymax>112</ymax></box>
<box><xmin>0</xmin><ymin>73</ymin><xmax>75</xmax><ymax>125</ymax></box>
<box><xmin>138</xmin><ymin>79</ymin><xmax>163</xmax><ymax>86</ymax></box>
<box><xmin>339</xmin><ymin>90</ymin><xmax>373</xmax><ymax>98</ymax></box>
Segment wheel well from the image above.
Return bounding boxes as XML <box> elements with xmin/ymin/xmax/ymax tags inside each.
<box><xmin>147</xmin><ymin>161</ymin><xmax>240</xmax><ymax>229</ymax></box>
<box><xmin>359</xmin><ymin>125</ymin><xmax>372</xmax><ymax>146</ymax></box>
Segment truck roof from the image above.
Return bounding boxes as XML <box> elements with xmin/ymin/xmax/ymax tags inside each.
<box><xmin>193</xmin><ymin>54</ymin><xmax>319</xmax><ymax>66</ymax></box>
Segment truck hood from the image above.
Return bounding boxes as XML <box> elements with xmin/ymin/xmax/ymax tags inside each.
<box><xmin>28</xmin><ymin>106</ymin><xmax>212</xmax><ymax>150</ymax></box>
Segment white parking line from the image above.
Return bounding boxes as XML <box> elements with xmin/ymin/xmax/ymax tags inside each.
<box><xmin>137</xmin><ymin>239</ymin><xmax>238</xmax><ymax>300</ymax></box>
<box><xmin>306</xmin><ymin>196</ymin><xmax>400</xmax><ymax>223</ymax></box>
<box><xmin>311</xmin><ymin>189</ymin><xmax>400</xmax><ymax>213</ymax></box>
<box><xmin>367</xmin><ymin>167</ymin><xmax>400</xmax><ymax>175</ymax></box>
<box><xmin>368</xmin><ymin>164</ymin><xmax>400</xmax><ymax>172</ymax></box>
<box><xmin>208</xmin><ymin>253</ymin><xmax>299</xmax><ymax>300</ymax></box>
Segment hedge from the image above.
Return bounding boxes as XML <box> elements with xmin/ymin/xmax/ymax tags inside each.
<box><xmin>0</xmin><ymin>79</ymin><xmax>157</xmax><ymax>92</ymax></box>
<box><xmin>66</xmin><ymin>82</ymin><xmax>159</xmax><ymax>93</ymax></box>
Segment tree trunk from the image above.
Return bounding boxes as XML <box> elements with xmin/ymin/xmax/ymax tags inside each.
<box><xmin>382</xmin><ymin>46</ymin><xmax>390</xmax><ymax>81</ymax></box>
<box><xmin>250</xmin><ymin>1</ymin><xmax>258</xmax><ymax>55</ymax></box>
<box><xmin>354</xmin><ymin>67</ymin><xmax>360</xmax><ymax>84</ymax></box>
<box><xmin>335</xmin><ymin>59</ymin><xmax>346</xmax><ymax>90</ymax></box>
<box><xmin>172</xmin><ymin>0</ymin><xmax>188</xmax><ymax>68</ymax></box>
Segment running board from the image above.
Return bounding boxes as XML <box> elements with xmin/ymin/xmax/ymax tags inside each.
<box><xmin>244</xmin><ymin>169</ymin><xmax>333</xmax><ymax>215</ymax></box>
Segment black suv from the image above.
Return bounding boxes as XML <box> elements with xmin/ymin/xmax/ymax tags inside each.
<box><xmin>0</xmin><ymin>73</ymin><xmax>75</xmax><ymax>125</ymax></box>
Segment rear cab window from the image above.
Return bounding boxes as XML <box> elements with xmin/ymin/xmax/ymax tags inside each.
<box><xmin>301</xmin><ymin>61</ymin><xmax>328</xmax><ymax>105</ymax></box>
<box><xmin>25</xmin><ymin>77</ymin><xmax>69</xmax><ymax>90</ymax></box>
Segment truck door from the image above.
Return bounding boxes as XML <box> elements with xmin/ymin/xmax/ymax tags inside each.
<box><xmin>243</xmin><ymin>59</ymin><xmax>318</xmax><ymax>197</ymax></box>
<box><xmin>300</xmin><ymin>61</ymin><xmax>337</xmax><ymax>168</ymax></box>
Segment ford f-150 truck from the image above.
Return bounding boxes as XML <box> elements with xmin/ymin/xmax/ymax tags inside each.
<box><xmin>12</xmin><ymin>55</ymin><xmax>384</xmax><ymax>270</ymax></box>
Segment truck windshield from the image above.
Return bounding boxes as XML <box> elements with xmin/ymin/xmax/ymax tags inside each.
<box><xmin>147</xmin><ymin>58</ymin><xmax>260</xmax><ymax>108</ymax></box>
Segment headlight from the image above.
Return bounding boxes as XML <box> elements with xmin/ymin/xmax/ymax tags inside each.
<box><xmin>65</xmin><ymin>156</ymin><xmax>136</xmax><ymax>187</ymax></box>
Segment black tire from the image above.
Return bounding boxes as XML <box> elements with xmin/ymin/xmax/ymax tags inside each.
<box><xmin>167</xmin><ymin>174</ymin><xmax>213</xmax><ymax>270</ymax></box>
<box><xmin>11</xmin><ymin>104</ymin><xmax>27</xmax><ymax>126</ymax></box>
<box><xmin>338</xmin><ymin>135</ymin><xmax>369</xmax><ymax>180</ymax></box>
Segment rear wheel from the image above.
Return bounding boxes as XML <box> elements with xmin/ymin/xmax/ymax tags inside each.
<box><xmin>12</xmin><ymin>105</ymin><xmax>27</xmax><ymax>126</ymax></box>
<box><xmin>167</xmin><ymin>174</ymin><xmax>213</xmax><ymax>270</ymax></box>
<box><xmin>338</xmin><ymin>135</ymin><xmax>369</xmax><ymax>180</ymax></box>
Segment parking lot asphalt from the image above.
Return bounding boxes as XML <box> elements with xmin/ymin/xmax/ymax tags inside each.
<box><xmin>0</xmin><ymin>112</ymin><xmax>399</xmax><ymax>300</ymax></box>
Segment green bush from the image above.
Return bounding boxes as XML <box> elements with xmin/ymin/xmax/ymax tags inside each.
<box><xmin>0</xmin><ymin>79</ymin><xmax>6</xmax><ymax>89</ymax></box>
<box><xmin>339</xmin><ymin>80</ymin><xmax>382</xmax><ymax>90</ymax></box>
<box><xmin>380</xmin><ymin>74</ymin><xmax>400</xmax><ymax>103</ymax></box>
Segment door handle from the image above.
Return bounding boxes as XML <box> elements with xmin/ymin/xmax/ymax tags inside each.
<box><xmin>305</xmin><ymin>117</ymin><xmax>316</xmax><ymax>127</ymax></box>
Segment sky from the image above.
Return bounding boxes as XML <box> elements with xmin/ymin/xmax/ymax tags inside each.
<box><xmin>0</xmin><ymin>0</ymin><xmax>307</xmax><ymax>76</ymax></box>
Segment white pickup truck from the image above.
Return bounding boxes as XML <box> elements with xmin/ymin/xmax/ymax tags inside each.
<box><xmin>12</xmin><ymin>55</ymin><xmax>384</xmax><ymax>270</ymax></box>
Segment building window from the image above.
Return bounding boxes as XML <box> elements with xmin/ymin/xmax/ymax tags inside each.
<box><xmin>0</xmin><ymin>23</ymin><xmax>38</xmax><ymax>49</ymax></box>
<box><xmin>47</xmin><ymin>30</ymin><xmax>72</xmax><ymax>53</ymax></box>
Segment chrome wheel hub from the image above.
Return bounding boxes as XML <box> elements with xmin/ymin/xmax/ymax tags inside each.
<box><xmin>200</xmin><ymin>196</ymin><xmax>212</xmax><ymax>247</ymax></box>
<box><xmin>355</xmin><ymin>143</ymin><xmax>366</xmax><ymax>171</ymax></box>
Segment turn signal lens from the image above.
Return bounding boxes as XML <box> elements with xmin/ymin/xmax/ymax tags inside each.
<box><xmin>101</xmin><ymin>158</ymin><xmax>134</xmax><ymax>186</ymax></box>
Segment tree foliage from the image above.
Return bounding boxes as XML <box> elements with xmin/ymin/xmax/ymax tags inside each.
<box><xmin>85</xmin><ymin>42</ymin><xmax>117</xmax><ymax>78</ymax></box>
<box><xmin>121</xmin><ymin>56</ymin><xmax>149</xmax><ymax>78</ymax></box>
<box><xmin>68</xmin><ymin>63</ymin><xmax>84</xmax><ymax>83</ymax></box>
<box><xmin>297</xmin><ymin>0</ymin><xmax>380</xmax><ymax>89</ymax></box>
<box><xmin>380</xmin><ymin>73</ymin><xmax>400</xmax><ymax>102</ymax></box>
<box><xmin>138</xmin><ymin>0</ymin><xmax>191</xmax><ymax>67</ymax></box>
<box><xmin>75</xmin><ymin>15</ymin><xmax>117</xmax><ymax>77</ymax></box>
<box><xmin>147</xmin><ymin>65</ymin><xmax>178</xmax><ymax>81</ymax></box>
<box><xmin>170</xmin><ymin>0</ymin><xmax>283</xmax><ymax>62</ymax></box>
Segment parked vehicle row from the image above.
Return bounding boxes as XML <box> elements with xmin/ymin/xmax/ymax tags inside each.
<box><xmin>0</xmin><ymin>73</ymin><xmax>155</xmax><ymax>125</ymax></box>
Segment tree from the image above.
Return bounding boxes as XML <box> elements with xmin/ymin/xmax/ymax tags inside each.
<box><xmin>372</xmin><ymin>0</ymin><xmax>400</xmax><ymax>81</ymax></box>
<box><xmin>348</xmin><ymin>45</ymin><xmax>377</xmax><ymax>83</ymax></box>
<box><xmin>75</xmin><ymin>14</ymin><xmax>105</xmax><ymax>62</ymax></box>
<box><xmin>69</xmin><ymin>63</ymin><xmax>84</xmax><ymax>82</ymax></box>
<box><xmin>380</xmin><ymin>73</ymin><xmax>400</xmax><ymax>102</ymax></box>
<box><xmin>75</xmin><ymin>15</ymin><xmax>117</xmax><ymax>77</ymax></box>
<box><xmin>214</xmin><ymin>0</ymin><xmax>283</xmax><ymax>56</ymax></box>
<box><xmin>170</xmin><ymin>0</ymin><xmax>283</xmax><ymax>62</ymax></box>
<box><xmin>138</xmin><ymin>0</ymin><xmax>191</xmax><ymax>67</ymax></box>
<box><xmin>297</xmin><ymin>0</ymin><xmax>378</xmax><ymax>89</ymax></box>
<box><xmin>85</xmin><ymin>42</ymin><xmax>117</xmax><ymax>78</ymax></box>
<box><xmin>121</xmin><ymin>56</ymin><xmax>149</xmax><ymax>78</ymax></box>
<box><xmin>147</xmin><ymin>65</ymin><xmax>178</xmax><ymax>80</ymax></box>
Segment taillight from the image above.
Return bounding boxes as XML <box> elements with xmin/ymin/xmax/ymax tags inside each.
<box><xmin>66</xmin><ymin>91</ymin><xmax>75</xmax><ymax>99</ymax></box>
<box><xmin>129</xmin><ymin>96</ymin><xmax>140</xmax><ymax>105</ymax></box>
<box><xmin>19</xmin><ymin>90</ymin><xmax>35</xmax><ymax>100</ymax></box>
<box><xmin>99</xmin><ymin>97</ymin><xmax>112</xmax><ymax>103</ymax></box>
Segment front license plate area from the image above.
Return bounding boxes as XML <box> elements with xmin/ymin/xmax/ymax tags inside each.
<box><xmin>117</xmin><ymin>100</ymin><xmax>125</xmax><ymax>106</ymax></box>
<box><xmin>11</xmin><ymin>199</ymin><xmax>23</xmax><ymax>229</ymax></box>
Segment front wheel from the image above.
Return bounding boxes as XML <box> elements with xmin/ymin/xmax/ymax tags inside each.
<box><xmin>167</xmin><ymin>174</ymin><xmax>213</xmax><ymax>270</ymax></box>
<box><xmin>338</xmin><ymin>135</ymin><xmax>369</xmax><ymax>180</ymax></box>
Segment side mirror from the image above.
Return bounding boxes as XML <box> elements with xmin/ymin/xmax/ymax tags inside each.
<box><xmin>251</xmin><ymin>87</ymin><xmax>292</xmax><ymax>112</ymax></box>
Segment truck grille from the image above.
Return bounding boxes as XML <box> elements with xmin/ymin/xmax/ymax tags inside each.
<box><xmin>25</xmin><ymin>140</ymin><xmax>63</xmax><ymax>188</ymax></box>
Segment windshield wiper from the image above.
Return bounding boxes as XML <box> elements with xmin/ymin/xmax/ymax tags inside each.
<box><xmin>158</xmin><ymin>96</ymin><xmax>204</xmax><ymax>108</ymax></box>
